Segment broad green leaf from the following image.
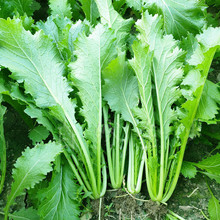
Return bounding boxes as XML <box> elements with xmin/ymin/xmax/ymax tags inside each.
<box><xmin>49</xmin><ymin>0</ymin><xmax>72</xmax><ymax>19</ymax></box>
<box><xmin>78</xmin><ymin>0</ymin><xmax>99</xmax><ymax>24</ymax></box>
<box><xmin>181</xmin><ymin>27</ymin><xmax>220</xmax><ymax>132</ymax></box>
<box><xmin>181</xmin><ymin>69</ymin><xmax>204</xmax><ymax>100</ymax></box>
<box><xmin>195</xmin><ymin>153</ymin><xmax>220</xmax><ymax>174</ymax></box>
<box><xmin>200</xmin><ymin>172</ymin><xmax>220</xmax><ymax>184</ymax></box>
<box><xmin>28</xmin><ymin>125</ymin><xmax>50</xmax><ymax>144</ymax></box>
<box><xmin>209</xmin><ymin>193</ymin><xmax>220</xmax><ymax>220</ymax></box>
<box><xmin>60</xmin><ymin>20</ymin><xmax>91</xmax><ymax>61</ymax></box>
<box><xmin>0</xmin><ymin>95</ymin><xmax>6</xmax><ymax>194</ymax></box>
<box><xmin>25</xmin><ymin>105</ymin><xmax>58</xmax><ymax>139</ymax></box>
<box><xmin>9</xmin><ymin>0</ymin><xmax>40</xmax><ymax>16</ymax></box>
<box><xmin>0</xmin><ymin>18</ymin><xmax>85</xmax><ymax>153</ymax></box>
<box><xmin>129</xmin><ymin>41</ymin><xmax>155</xmax><ymax>143</ymax></box>
<box><xmin>126</xmin><ymin>0</ymin><xmax>142</xmax><ymax>11</ymax></box>
<box><xmin>181</xmin><ymin>162</ymin><xmax>197</xmax><ymax>179</ymax></box>
<box><xmin>103</xmin><ymin>52</ymin><xmax>139</xmax><ymax>124</ymax></box>
<box><xmin>137</xmin><ymin>10</ymin><xmax>185</xmax><ymax>140</ymax></box>
<box><xmin>143</xmin><ymin>0</ymin><xmax>207</xmax><ymax>39</ymax></box>
<box><xmin>69</xmin><ymin>24</ymin><xmax>117</xmax><ymax>147</ymax></box>
<box><xmin>4</xmin><ymin>142</ymin><xmax>63</xmax><ymax>217</ymax></box>
<box><xmin>10</xmin><ymin>207</ymin><xmax>40</xmax><ymax>220</ymax></box>
<box><xmin>38</xmin><ymin>163</ymin><xmax>80</xmax><ymax>220</ymax></box>
<box><xmin>196</xmin><ymin>80</ymin><xmax>220</xmax><ymax>121</ymax></box>
<box><xmin>136</xmin><ymin>11</ymin><xmax>163</xmax><ymax>51</ymax></box>
<box><xmin>94</xmin><ymin>0</ymin><xmax>133</xmax><ymax>47</ymax></box>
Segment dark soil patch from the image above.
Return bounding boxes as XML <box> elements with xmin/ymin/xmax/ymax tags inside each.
<box><xmin>90</xmin><ymin>189</ymin><xmax>167</xmax><ymax>220</ymax></box>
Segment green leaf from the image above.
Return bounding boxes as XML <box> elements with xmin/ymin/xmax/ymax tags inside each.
<box><xmin>25</xmin><ymin>105</ymin><xmax>58</xmax><ymax>140</ymax></box>
<box><xmin>209</xmin><ymin>193</ymin><xmax>220</xmax><ymax>220</ymax></box>
<box><xmin>9</xmin><ymin>0</ymin><xmax>40</xmax><ymax>16</ymax></box>
<box><xmin>129</xmin><ymin>41</ymin><xmax>156</xmax><ymax>142</ymax></box>
<box><xmin>49</xmin><ymin>0</ymin><xmax>72</xmax><ymax>19</ymax></box>
<box><xmin>0</xmin><ymin>0</ymin><xmax>13</xmax><ymax>18</ymax></box>
<box><xmin>126</xmin><ymin>0</ymin><xmax>142</xmax><ymax>11</ymax></box>
<box><xmin>4</xmin><ymin>142</ymin><xmax>63</xmax><ymax>218</ymax></box>
<box><xmin>28</xmin><ymin>126</ymin><xmax>50</xmax><ymax>144</ymax></box>
<box><xmin>0</xmin><ymin>18</ymin><xmax>84</xmax><ymax>153</ymax></box>
<box><xmin>78</xmin><ymin>0</ymin><xmax>99</xmax><ymax>24</ymax></box>
<box><xmin>10</xmin><ymin>207</ymin><xmax>40</xmax><ymax>220</ymax></box>
<box><xmin>103</xmin><ymin>52</ymin><xmax>139</xmax><ymax>124</ymax></box>
<box><xmin>38</xmin><ymin>163</ymin><xmax>80</xmax><ymax>220</ymax></box>
<box><xmin>69</xmin><ymin>24</ymin><xmax>117</xmax><ymax>147</ymax></box>
<box><xmin>200</xmin><ymin>172</ymin><xmax>220</xmax><ymax>184</ymax></box>
<box><xmin>60</xmin><ymin>20</ymin><xmax>90</xmax><ymax>60</ymax></box>
<box><xmin>195</xmin><ymin>153</ymin><xmax>220</xmax><ymax>174</ymax></box>
<box><xmin>137</xmin><ymin>10</ymin><xmax>185</xmax><ymax>140</ymax></box>
<box><xmin>0</xmin><ymin>95</ymin><xmax>6</xmax><ymax>194</ymax></box>
<box><xmin>136</xmin><ymin>11</ymin><xmax>163</xmax><ymax>51</ymax></box>
<box><xmin>181</xmin><ymin>27</ymin><xmax>220</xmax><ymax>132</ymax></box>
<box><xmin>94</xmin><ymin>0</ymin><xmax>133</xmax><ymax>47</ymax></box>
<box><xmin>196</xmin><ymin>80</ymin><xmax>220</xmax><ymax>121</ymax></box>
<box><xmin>143</xmin><ymin>0</ymin><xmax>207</xmax><ymax>39</ymax></box>
<box><xmin>181</xmin><ymin>162</ymin><xmax>197</xmax><ymax>179</ymax></box>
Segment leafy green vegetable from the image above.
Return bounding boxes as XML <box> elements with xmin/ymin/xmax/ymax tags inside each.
<box><xmin>28</xmin><ymin>126</ymin><xmax>50</xmax><ymax>145</ymax></box>
<box><xmin>181</xmin><ymin>162</ymin><xmax>197</xmax><ymax>179</ymax></box>
<box><xmin>78</xmin><ymin>0</ymin><xmax>99</xmax><ymax>24</ymax></box>
<box><xmin>208</xmin><ymin>185</ymin><xmax>220</xmax><ymax>220</ymax></box>
<box><xmin>196</xmin><ymin>153</ymin><xmax>220</xmax><ymax>174</ymax></box>
<box><xmin>94</xmin><ymin>0</ymin><xmax>133</xmax><ymax>47</ymax></box>
<box><xmin>10</xmin><ymin>208</ymin><xmax>40</xmax><ymax>220</ymax></box>
<box><xmin>143</xmin><ymin>0</ymin><xmax>207</xmax><ymax>39</ymax></box>
<box><xmin>196</xmin><ymin>80</ymin><xmax>220</xmax><ymax>122</ymax></box>
<box><xmin>49</xmin><ymin>0</ymin><xmax>72</xmax><ymax>19</ymax></box>
<box><xmin>4</xmin><ymin>142</ymin><xmax>63</xmax><ymax>219</ymax></box>
<box><xmin>38</xmin><ymin>162</ymin><xmax>80</xmax><ymax>220</ymax></box>
<box><xmin>0</xmin><ymin>0</ymin><xmax>219</xmax><ymax>217</ymax></box>
<box><xmin>126</xmin><ymin>0</ymin><xmax>142</xmax><ymax>11</ymax></box>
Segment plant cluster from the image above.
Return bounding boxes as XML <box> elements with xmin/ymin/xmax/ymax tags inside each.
<box><xmin>0</xmin><ymin>0</ymin><xmax>219</xmax><ymax>219</ymax></box>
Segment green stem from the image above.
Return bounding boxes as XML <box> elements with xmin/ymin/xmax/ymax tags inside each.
<box><xmin>115</xmin><ymin>114</ymin><xmax>120</xmax><ymax>187</ymax></box>
<box><xmin>63</xmin><ymin>150</ymin><xmax>91</xmax><ymax>196</ymax></box>
<box><xmin>120</xmin><ymin>123</ymin><xmax>130</xmax><ymax>184</ymax></box>
<box><xmin>100</xmin><ymin>154</ymin><xmax>107</xmax><ymax>197</ymax></box>
<box><xmin>103</xmin><ymin>105</ymin><xmax>116</xmax><ymax>187</ymax></box>
<box><xmin>65</xmin><ymin>110</ymin><xmax>99</xmax><ymax>198</ymax></box>
<box><xmin>71</xmin><ymin>154</ymin><xmax>92</xmax><ymax>191</ymax></box>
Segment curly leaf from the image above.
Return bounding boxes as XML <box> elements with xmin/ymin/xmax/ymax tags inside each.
<box><xmin>126</xmin><ymin>0</ymin><xmax>142</xmax><ymax>11</ymax></box>
<box><xmin>4</xmin><ymin>142</ymin><xmax>63</xmax><ymax>217</ymax></box>
<box><xmin>181</xmin><ymin>27</ymin><xmax>220</xmax><ymax>132</ymax></box>
<box><xmin>103</xmin><ymin>52</ymin><xmax>139</xmax><ymax>124</ymax></box>
<box><xmin>143</xmin><ymin>0</ymin><xmax>207</xmax><ymax>39</ymax></box>
<box><xmin>181</xmin><ymin>162</ymin><xmax>197</xmax><ymax>179</ymax></box>
<box><xmin>38</xmin><ymin>163</ymin><xmax>80</xmax><ymax>220</ymax></box>
<box><xmin>94</xmin><ymin>0</ymin><xmax>133</xmax><ymax>47</ymax></box>
<box><xmin>28</xmin><ymin>126</ymin><xmax>50</xmax><ymax>145</ymax></box>
<box><xmin>49</xmin><ymin>0</ymin><xmax>72</xmax><ymax>19</ymax></box>
<box><xmin>137</xmin><ymin>10</ymin><xmax>185</xmax><ymax>141</ymax></box>
<box><xmin>196</xmin><ymin>80</ymin><xmax>220</xmax><ymax>122</ymax></box>
<box><xmin>0</xmin><ymin>18</ymin><xmax>85</xmax><ymax>149</ymax></box>
<box><xmin>129</xmin><ymin>41</ymin><xmax>155</xmax><ymax>142</ymax></box>
<box><xmin>69</xmin><ymin>24</ymin><xmax>117</xmax><ymax>147</ymax></box>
